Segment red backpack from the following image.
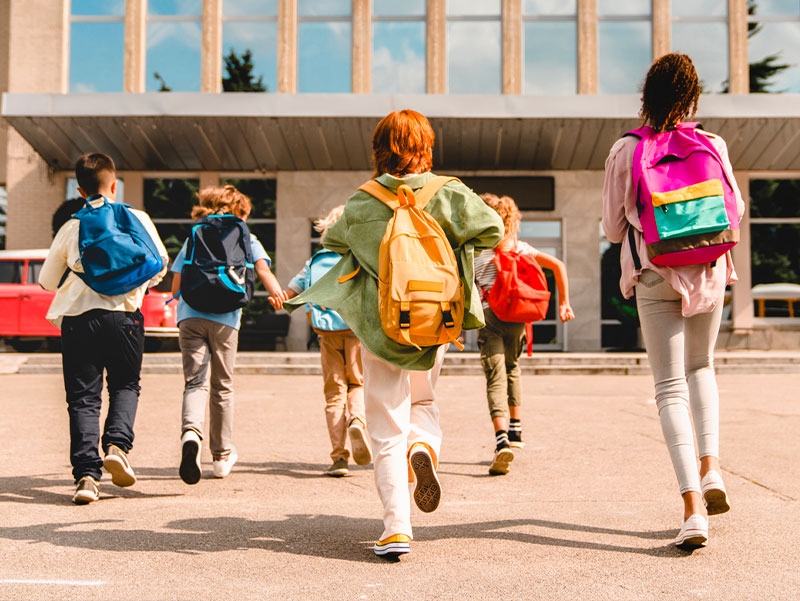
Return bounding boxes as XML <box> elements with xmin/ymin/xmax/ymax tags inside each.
<box><xmin>482</xmin><ymin>249</ymin><xmax>551</xmax><ymax>355</ymax></box>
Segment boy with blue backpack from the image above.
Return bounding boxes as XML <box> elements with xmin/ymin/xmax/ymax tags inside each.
<box><xmin>284</xmin><ymin>205</ymin><xmax>372</xmax><ymax>477</ymax></box>
<box><xmin>171</xmin><ymin>184</ymin><xmax>286</xmax><ymax>485</ymax></box>
<box><xmin>39</xmin><ymin>152</ymin><xmax>169</xmax><ymax>505</ymax></box>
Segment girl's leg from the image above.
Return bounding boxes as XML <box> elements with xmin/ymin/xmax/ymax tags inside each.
<box><xmin>636</xmin><ymin>270</ymin><xmax>704</xmax><ymax>520</ymax></box>
<box><xmin>179</xmin><ymin>319</ymin><xmax>211</xmax><ymax>440</ymax></box>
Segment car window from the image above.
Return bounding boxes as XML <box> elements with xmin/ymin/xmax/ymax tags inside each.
<box><xmin>0</xmin><ymin>261</ymin><xmax>23</xmax><ymax>284</ymax></box>
<box><xmin>27</xmin><ymin>261</ymin><xmax>44</xmax><ymax>284</ymax></box>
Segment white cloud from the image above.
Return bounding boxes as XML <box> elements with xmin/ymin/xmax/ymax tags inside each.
<box><xmin>147</xmin><ymin>21</ymin><xmax>202</xmax><ymax>50</ymax></box>
<box><xmin>447</xmin><ymin>22</ymin><xmax>502</xmax><ymax>93</ymax></box>
<box><xmin>372</xmin><ymin>42</ymin><xmax>425</xmax><ymax>93</ymax></box>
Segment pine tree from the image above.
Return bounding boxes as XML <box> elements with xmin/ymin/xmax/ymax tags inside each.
<box><xmin>222</xmin><ymin>49</ymin><xmax>267</xmax><ymax>92</ymax></box>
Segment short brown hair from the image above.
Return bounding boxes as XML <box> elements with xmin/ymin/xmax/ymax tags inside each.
<box><xmin>371</xmin><ymin>109</ymin><xmax>434</xmax><ymax>177</ymax></box>
<box><xmin>480</xmin><ymin>193</ymin><xmax>519</xmax><ymax>247</ymax></box>
<box><xmin>640</xmin><ymin>53</ymin><xmax>700</xmax><ymax>133</ymax></box>
<box><xmin>191</xmin><ymin>184</ymin><xmax>252</xmax><ymax>220</ymax></box>
<box><xmin>75</xmin><ymin>152</ymin><xmax>116</xmax><ymax>196</ymax></box>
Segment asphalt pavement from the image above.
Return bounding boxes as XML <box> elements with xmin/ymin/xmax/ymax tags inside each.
<box><xmin>0</xmin><ymin>363</ymin><xmax>797</xmax><ymax>601</ymax></box>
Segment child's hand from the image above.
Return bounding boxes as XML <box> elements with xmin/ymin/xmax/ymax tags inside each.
<box><xmin>559</xmin><ymin>302</ymin><xmax>575</xmax><ymax>322</ymax></box>
<box><xmin>268</xmin><ymin>289</ymin><xmax>288</xmax><ymax>310</ymax></box>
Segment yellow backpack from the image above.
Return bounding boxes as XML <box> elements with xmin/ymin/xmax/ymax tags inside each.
<box><xmin>357</xmin><ymin>177</ymin><xmax>464</xmax><ymax>351</ymax></box>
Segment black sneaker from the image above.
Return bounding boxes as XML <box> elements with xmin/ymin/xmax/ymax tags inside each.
<box><xmin>508</xmin><ymin>430</ymin><xmax>525</xmax><ymax>449</ymax></box>
<box><xmin>179</xmin><ymin>430</ymin><xmax>202</xmax><ymax>485</ymax></box>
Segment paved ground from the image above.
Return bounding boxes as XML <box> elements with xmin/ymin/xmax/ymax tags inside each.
<box><xmin>0</xmin><ymin>368</ymin><xmax>797</xmax><ymax>601</ymax></box>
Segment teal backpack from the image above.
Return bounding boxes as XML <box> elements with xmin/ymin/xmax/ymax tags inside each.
<box><xmin>304</xmin><ymin>249</ymin><xmax>349</xmax><ymax>332</ymax></box>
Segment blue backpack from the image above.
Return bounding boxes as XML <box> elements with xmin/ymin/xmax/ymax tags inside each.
<box><xmin>305</xmin><ymin>249</ymin><xmax>349</xmax><ymax>332</ymax></box>
<box><xmin>180</xmin><ymin>214</ymin><xmax>255</xmax><ymax>313</ymax></box>
<box><xmin>71</xmin><ymin>196</ymin><xmax>163</xmax><ymax>296</ymax></box>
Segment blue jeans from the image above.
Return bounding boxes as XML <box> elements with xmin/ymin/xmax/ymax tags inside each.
<box><xmin>61</xmin><ymin>309</ymin><xmax>144</xmax><ymax>483</ymax></box>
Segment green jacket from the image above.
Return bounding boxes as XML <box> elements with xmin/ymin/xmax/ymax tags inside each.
<box><xmin>285</xmin><ymin>172</ymin><xmax>504</xmax><ymax>370</ymax></box>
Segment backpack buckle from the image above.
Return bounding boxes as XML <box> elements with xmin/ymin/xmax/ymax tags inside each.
<box><xmin>399</xmin><ymin>310</ymin><xmax>411</xmax><ymax>329</ymax></box>
<box><xmin>442</xmin><ymin>309</ymin><xmax>454</xmax><ymax>329</ymax></box>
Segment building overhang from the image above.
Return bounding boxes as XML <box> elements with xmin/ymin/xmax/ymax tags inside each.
<box><xmin>3</xmin><ymin>93</ymin><xmax>800</xmax><ymax>173</ymax></box>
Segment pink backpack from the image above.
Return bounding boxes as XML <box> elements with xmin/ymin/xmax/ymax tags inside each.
<box><xmin>626</xmin><ymin>123</ymin><xmax>740</xmax><ymax>266</ymax></box>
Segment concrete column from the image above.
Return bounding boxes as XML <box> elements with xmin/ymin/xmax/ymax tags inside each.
<box><xmin>124</xmin><ymin>0</ymin><xmax>146</xmax><ymax>93</ymax></box>
<box><xmin>502</xmin><ymin>0</ymin><xmax>522</xmax><ymax>94</ymax></box>
<box><xmin>426</xmin><ymin>0</ymin><xmax>446</xmax><ymax>93</ymax></box>
<box><xmin>730</xmin><ymin>174</ymin><xmax>753</xmax><ymax>330</ymax></box>
<box><xmin>652</xmin><ymin>0</ymin><xmax>670</xmax><ymax>60</ymax></box>
<box><xmin>728</xmin><ymin>0</ymin><xmax>749</xmax><ymax>94</ymax></box>
<box><xmin>352</xmin><ymin>0</ymin><xmax>370</xmax><ymax>93</ymax></box>
<box><xmin>278</xmin><ymin>0</ymin><xmax>297</xmax><ymax>93</ymax></box>
<box><xmin>0</xmin><ymin>0</ymin><xmax>10</xmax><ymax>184</ymax></box>
<box><xmin>5</xmin><ymin>0</ymin><xmax>68</xmax><ymax>249</ymax></box>
<box><xmin>201</xmin><ymin>0</ymin><xmax>222</xmax><ymax>93</ymax></box>
<box><xmin>577</xmin><ymin>0</ymin><xmax>597</xmax><ymax>95</ymax></box>
<box><xmin>121</xmin><ymin>172</ymin><xmax>144</xmax><ymax>210</ymax></box>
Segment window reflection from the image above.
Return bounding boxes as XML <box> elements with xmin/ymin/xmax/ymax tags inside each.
<box><xmin>223</xmin><ymin>1</ymin><xmax>278</xmax><ymax>92</ymax></box>
<box><xmin>448</xmin><ymin>21</ymin><xmax>501</xmax><ymax>94</ymax></box>
<box><xmin>373</xmin><ymin>22</ymin><xmax>426</xmax><ymax>93</ymax></box>
<box><xmin>747</xmin><ymin>22</ymin><xmax>800</xmax><ymax>93</ymax></box>
<box><xmin>69</xmin><ymin>3</ymin><xmax>124</xmax><ymax>93</ymax></box>
<box><xmin>598</xmin><ymin>21</ymin><xmax>651</xmax><ymax>94</ymax></box>
<box><xmin>146</xmin><ymin>4</ymin><xmax>202</xmax><ymax>92</ymax></box>
<box><xmin>298</xmin><ymin>2</ymin><xmax>352</xmax><ymax>93</ymax></box>
<box><xmin>524</xmin><ymin>22</ymin><xmax>576</xmax><ymax>95</ymax></box>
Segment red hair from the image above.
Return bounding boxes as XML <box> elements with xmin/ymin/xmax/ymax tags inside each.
<box><xmin>371</xmin><ymin>109</ymin><xmax>435</xmax><ymax>177</ymax></box>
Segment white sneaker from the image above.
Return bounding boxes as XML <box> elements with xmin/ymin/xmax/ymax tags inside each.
<box><xmin>212</xmin><ymin>446</ymin><xmax>238</xmax><ymax>478</ymax></box>
<box><xmin>179</xmin><ymin>429</ymin><xmax>202</xmax><ymax>485</ymax></box>
<box><xmin>701</xmin><ymin>470</ymin><xmax>731</xmax><ymax>516</ymax></box>
<box><xmin>348</xmin><ymin>418</ymin><xmax>373</xmax><ymax>466</ymax></box>
<box><xmin>675</xmin><ymin>514</ymin><xmax>708</xmax><ymax>548</ymax></box>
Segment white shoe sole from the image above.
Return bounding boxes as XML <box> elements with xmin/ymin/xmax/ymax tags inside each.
<box><xmin>489</xmin><ymin>448</ymin><xmax>514</xmax><ymax>475</ymax></box>
<box><xmin>348</xmin><ymin>424</ymin><xmax>372</xmax><ymax>466</ymax></box>
<box><xmin>103</xmin><ymin>453</ymin><xmax>136</xmax><ymax>488</ymax></box>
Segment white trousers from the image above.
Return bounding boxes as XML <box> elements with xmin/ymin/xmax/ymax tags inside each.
<box><xmin>362</xmin><ymin>345</ymin><xmax>446</xmax><ymax>540</ymax></box>
<box><xmin>636</xmin><ymin>269</ymin><xmax>723</xmax><ymax>495</ymax></box>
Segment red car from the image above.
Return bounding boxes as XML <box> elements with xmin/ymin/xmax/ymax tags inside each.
<box><xmin>0</xmin><ymin>249</ymin><xmax>178</xmax><ymax>352</ymax></box>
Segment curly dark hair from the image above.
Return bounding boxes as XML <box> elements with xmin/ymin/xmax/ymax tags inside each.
<box><xmin>640</xmin><ymin>53</ymin><xmax>700</xmax><ymax>133</ymax></box>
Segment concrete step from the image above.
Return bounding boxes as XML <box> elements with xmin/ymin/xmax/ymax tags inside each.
<box><xmin>7</xmin><ymin>350</ymin><xmax>800</xmax><ymax>375</ymax></box>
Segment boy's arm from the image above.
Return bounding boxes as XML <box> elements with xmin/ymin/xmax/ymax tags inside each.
<box><xmin>535</xmin><ymin>251</ymin><xmax>575</xmax><ymax>322</ymax></box>
<box><xmin>39</xmin><ymin>224</ymin><xmax>72</xmax><ymax>291</ymax></box>
<box><xmin>255</xmin><ymin>258</ymin><xmax>288</xmax><ymax>309</ymax></box>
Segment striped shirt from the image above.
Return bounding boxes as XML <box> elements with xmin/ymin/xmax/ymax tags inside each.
<box><xmin>474</xmin><ymin>240</ymin><xmax>538</xmax><ymax>310</ymax></box>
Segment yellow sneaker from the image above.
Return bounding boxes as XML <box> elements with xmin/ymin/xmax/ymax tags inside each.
<box><xmin>373</xmin><ymin>534</ymin><xmax>411</xmax><ymax>559</ymax></box>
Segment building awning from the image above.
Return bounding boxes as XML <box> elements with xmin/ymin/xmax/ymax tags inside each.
<box><xmin>3</xmin><ymin>93</ymin><xmax>800</xmax><ymax>173</ymax></box>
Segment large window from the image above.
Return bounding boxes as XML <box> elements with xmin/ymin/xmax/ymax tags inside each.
<box><xmin>523</xmin><ymin>1</ymin><xmax>577</xmax><ymax>95</ymax></box>
<box><xmin>749</xmin><ymin>179</ymin><xmax>800</xmax><ymax>316</ymax></box>
<box><xmin>298</xmin><ymin>0</ymin><xmax>352</xmax><ymax>93</ymax></box>
<box><xmin>146</xmin><ymin>0</ymin><xmax>202</xmax><ymax>92</ymax></box>
<box><xmin>143</xmin><ymin>177</ymin><xmax>199</xmax><ymax>261</ymax></box>
<box><xmin>747</xmin><ymin>1</ymin><xmax>800</xmax><ymax>93</ymax></box>
<box><xmin>597</xmin><ymin>0</ymin><xmax>651</xmax><ymax>94</ymax></box>
<box><xmin>671</xmin><ymin>1</ymin><xmax>728</xmax><ymax>93</ymax></box>
<box><xmin>447</xmin><ymin>0</ymin><xmax>502</xmax><ymax>94</ymax></box>
<box><xmin>69</xmin><ymin>0</ymin><xmax>125</xmax><ymax>93</ymax></box>
<box><xmin>222</xmin><ymin>0</ymin><xmax>278</xmax><ymax>92</ymax></box>
<box><xmin>372</xmin><ymin>0</ymin><xmax>426</xmax><ymax>93</ymax></box>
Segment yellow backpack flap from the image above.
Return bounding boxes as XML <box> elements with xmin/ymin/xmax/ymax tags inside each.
<box><xmin>357</xmin><ymin>176</ymin><xmax>465</xmax><ymax>351</ymax></box>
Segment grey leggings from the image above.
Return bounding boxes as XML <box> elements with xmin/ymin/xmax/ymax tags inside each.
<box><xmin>635</xmin><ymin>269</ymin><xmax>724</xmax><ymax>495</ymax></box>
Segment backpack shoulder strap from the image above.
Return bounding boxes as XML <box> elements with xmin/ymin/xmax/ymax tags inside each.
<box><xmin>624</xmin><ymin>125</ymin><xmax>653</xmax><ymax>140</ymax></box>
<box><xmin>357</xmin><ymin>180</ymin><xmax>398</xmax><ymax>209</ymax></box>
<box><xmin>414</xmin><ymin>176</ymin><xmax>459</xmax><ymax>209</ymax></box>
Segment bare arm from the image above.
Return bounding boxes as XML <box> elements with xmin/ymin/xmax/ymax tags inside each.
<box><xmin>535</xmin><ymin>251</ymin><xmax>575</xmax><ymax>322</ymax></box>
<box><xmin>255</xmin><ymin>259</ymin><xmax>288</xmax><ymax>310</ymax></box>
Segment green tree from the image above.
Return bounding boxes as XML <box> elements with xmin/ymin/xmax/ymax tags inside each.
<box><xmin>222</xmin><ymin>48</ymin><xmax>267</xmax><ymax>92</ymax></box>
<box><xmin>153</xmin><ymin>72</ymin><xmax>172</xmax><ymax>92</ymax></box>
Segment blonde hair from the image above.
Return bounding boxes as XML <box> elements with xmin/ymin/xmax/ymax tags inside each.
<box><xmin>313</xmin><ymin>204</ymin><xmax>344</xmax><ymax>241</ymax></box>
<box><xmin>480</xmin><ymin>193</ymin><xmax>519</xmax><ymax>249</ymax></box>
<box><xmin>191</xmin><ymin>184</ymin><xmax>252</xmax><ymax>220</ymax></box>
